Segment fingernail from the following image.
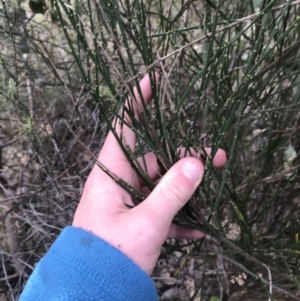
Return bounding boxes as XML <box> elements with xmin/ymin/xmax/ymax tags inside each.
<box><xmin>182</xmin><ymin>162</ymin><xmax>201</xmax><ymax>182</ymax></box>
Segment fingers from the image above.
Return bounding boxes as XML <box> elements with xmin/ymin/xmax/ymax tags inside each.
<box><xmin>139</xmin><ymin>157</ymin><xmax>204</xmax><ymax>228</ymax></box>
<box><xmin>181</xmin><ymin>147</ymin><xmax>227</xmax><ymax>167</ymax></box>
<box><xmin>136</xmin><ymin>147</ymin><xmax>227</xmax><ymax>186</ymax></box>
<box><xmin>168</xmin><ymin>224</ymin><xmax>205</xmax><ymax>239</ymax></box>
<box><xmin>100</xmin><ymin>73</ymin><xmax>159</xmax><ymax>165</ymax></box>
<box><xmin>207</xmin><ymin>148</ymin><xmax>227</xmax><ymax>168</ymax></box>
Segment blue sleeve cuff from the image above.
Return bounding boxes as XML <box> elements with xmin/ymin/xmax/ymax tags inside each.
<box><xmin>20</xmin><ymin>226</ymin><xmax>158</xmax><ymax>301</ymax></box>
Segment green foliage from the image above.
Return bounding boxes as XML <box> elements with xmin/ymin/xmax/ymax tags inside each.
<box><xmin>53</xmin><ymin>0</ymin><xmax>300</xmax><ymax>298</ymax></box>
<box><xmin>52</xmin><ymin>0</ymin><xmax>300</xmax><ymax>298</ymax></box>
<box><xmin>1</xmin><ymin>0</ymin><xmax>300</xmax><ymax>299</ymax></box>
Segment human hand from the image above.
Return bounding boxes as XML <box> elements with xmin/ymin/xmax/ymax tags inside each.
<box><xmin>72</xmin><ymin>74</ymin><xmax>227</xmax><ymax>275</ymax></box>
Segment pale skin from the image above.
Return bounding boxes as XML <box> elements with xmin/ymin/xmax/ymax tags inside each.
<box><xmin>73</xmin><ymin>73</ymin><xmax>227</xmax><ymax>275</ymax></box>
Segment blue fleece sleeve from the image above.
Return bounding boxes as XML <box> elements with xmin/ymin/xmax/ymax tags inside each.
<box><xmin>19</xmin><ymin>226</ymin><xmax>158</xmax><ymax>301</ymax></box>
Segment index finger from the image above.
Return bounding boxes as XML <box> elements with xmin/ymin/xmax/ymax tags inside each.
<box><xmin>99</xmin><ymin>73</ymin><xmax>159</xmax><ymax>169</ymax></box>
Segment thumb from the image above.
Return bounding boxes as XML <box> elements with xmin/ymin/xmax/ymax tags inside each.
<box><xmin>141</xmin><ymin>158</ymin><xmax>204</xmax><ymax>225</ymax></box>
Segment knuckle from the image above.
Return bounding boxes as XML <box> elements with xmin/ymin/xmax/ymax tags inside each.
<box><xmin>159</xmin><ymin>179</ymin><xmax>186</xmax><ymax>205</ymax></box>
